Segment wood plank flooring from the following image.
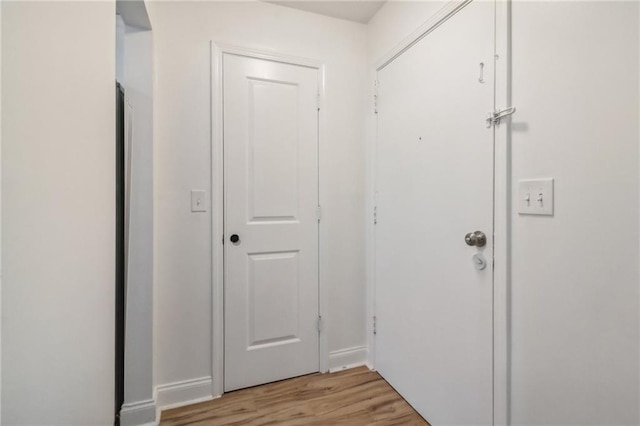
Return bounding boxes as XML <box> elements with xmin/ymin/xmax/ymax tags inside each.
<box><xmin>160</xmin><ymin>367</ymin><xmax>430</xmax><ymax>425</ymax></box>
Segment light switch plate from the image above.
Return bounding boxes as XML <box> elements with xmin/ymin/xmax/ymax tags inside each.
<box><xmin>191</xmin><ymin>190</ymin><xmax>207</xmax><ymax>212</ymax></box>
<box><xmin>518</xmin><ymin>178</ymin><xmax>554</xmax><ymax>216</ymax></box>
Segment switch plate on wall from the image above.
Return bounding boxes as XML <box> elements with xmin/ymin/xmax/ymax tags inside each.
<box><xmin>518</xmin><ymin>178</ymin><xmax>554</xmax><ymax>216</ymax></box>
<box><xmin>191</xmin><ymin>190</ymin><xmax>207</xmax><ymax>212</ymax></box>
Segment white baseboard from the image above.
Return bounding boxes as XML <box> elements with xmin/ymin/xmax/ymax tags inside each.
<box><xmin>152</xmin><ymin>350</ymin><xmax>367</xmax><ymax>421</ymax></box>
<box><xmin>366</xmin><ymin>347</ymin><xmax>376</xmax><ymax>371</ymax></box>
<box><xmin>120</xmin><ymin>398</ymin><xmax>157</xmax><ymax>426</ymax></box>
<box><xmin>329</xmin><ymin>346</ymin><xmax>368</xmax><ymax>373</ymax></box>
<box><xmin>155</xmin><ymin>376</ymin><xmax>215</xmax><ymax>414</ymax></box>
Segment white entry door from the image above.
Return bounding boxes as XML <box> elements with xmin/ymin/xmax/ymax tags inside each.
<box><xmin>375</xmin><ymin>1</ymin><xmax>496</xmax><ymax>424</ymax></box>
<box><xmin>223</xmin><ymin>53</ymin><xmax>320</xmax><ymax>392</ymax></box>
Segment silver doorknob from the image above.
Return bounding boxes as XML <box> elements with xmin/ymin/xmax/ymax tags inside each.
<box><xmin>465</xmin><ymin>231</ymin><xmax>487</xmax><ymax>247</ymax></box>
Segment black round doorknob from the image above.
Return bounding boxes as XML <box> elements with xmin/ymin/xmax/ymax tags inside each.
<box><xmin>230</xmin><ymin>234</ymin><xmax>240</xmax><ymax>243</ymax></box>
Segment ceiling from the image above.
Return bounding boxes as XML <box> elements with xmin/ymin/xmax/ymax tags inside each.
<box><xmin>116</xmin><ymin>0</ymin><xmax>152</xmax><ymax>30</ymax></box>
<box><xmin>266</xmin><ymin>1</ymin><xmax>386</xmax><ymax>24</ymax></box>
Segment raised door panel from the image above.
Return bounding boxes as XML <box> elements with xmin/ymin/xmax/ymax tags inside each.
<box><xmin>247</xmin><ymin>251</ymin><xmax>300</xmax><ymax>349</ymax></box>
<box><xmin>248</xmin><ymin>79</ymin><xmax>300</xmax><ymax>222</ymax></box>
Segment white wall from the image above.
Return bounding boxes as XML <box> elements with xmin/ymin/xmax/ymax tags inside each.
<box><xmin>2</xmin><ymin>2</ymin><xmax>115</xmax><ymax>425</ymax></box>
<box><xmin>146</xmin><ymin>0</ymin><xmax>367</xmax><ymax>405</ymax></box>
<box><xmin>368</xmin><ymin>1</ymin><xmax>639</xmax><ymax>424</ymax></box>
<box><xmin>0</xmin><ymin>1</ymin><xmax>3</xmax><ymax>420</ymax></box>
<box><xmin>510</xmin><ymin>2</ymin><xmax>639</xmax><ymax>424</ymax></box>
<box><xmin>121</xmin><ymin>26</ymin><xmax>156</xmax><ymax>426</ymax></box>
<box><xmin>117</xmin><ymin>15</ymin><xmax>126</xmax><ymax>84</ymax></box>
<box><xmin>367</xmin><ymin>0</ymin><xmax>446</xmax><ymax>62</ymax></box>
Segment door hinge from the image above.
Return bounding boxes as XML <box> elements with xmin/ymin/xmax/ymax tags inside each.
<box><xmin>222</xmin><ymin>234</ymin><xmax>224</xmax><ymax>245</ymax></box>
<box><xmin>318</xmin><ymin>316</ymin><xmax>323</xmax><ymax>333</ymax></box>
<box><xmin>373</xmin><ymin>316</ymin><xmax>377</xmax><ymax>335</ymax></box>
<box><xmin>373</xmin><ymin>80</ymin><xmax>379</xmax><ymax>114</ymax></box>
<box><xmin>316</xmin><ymin>205</ymin><xmax>322</xmax><ymax>222</ymax></box>
<box><xmin>486</xmin><ymin>107</ymin><xmax>516</xmax><ymax>128</ymax></box>
<box><xmin>317</xmin><ymin>94</ymin><xmax>321</xmax><ymax>111</ymax></box>
<box><xmin>373</xmin><ymin>191</ymin><xmax>378</xmax><ymax>225</ymax></box>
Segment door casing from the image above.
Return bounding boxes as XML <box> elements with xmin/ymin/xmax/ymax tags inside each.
<box><xmin>365</xmin><ymin>1</ymin><xmax>511</xmax><ymax>424</ymax></box>
<box><xmin>210</xmin><ymin>42</ymin><xmax>329</xmax><ymax>398</ymax></box>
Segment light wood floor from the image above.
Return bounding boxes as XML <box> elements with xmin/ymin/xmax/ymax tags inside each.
<box><xmin>160</xmin><ymin>366</ymin><xmax>430</xmax><ymax>425</ymax></box>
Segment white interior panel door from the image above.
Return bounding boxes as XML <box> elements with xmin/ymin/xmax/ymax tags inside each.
<box><xmin>375</xmin><ymin>1</ymin><xmax>495</xmax><ymax>424</ymax></box>
<box><xmin>223</xmin><ymin>53</ymin><xmax>320</xmax><ymax>392</ymax></box>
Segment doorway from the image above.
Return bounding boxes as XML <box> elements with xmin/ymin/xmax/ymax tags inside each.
<box><xmin>373</xmin><ymin>1</ymin><xmax>503</xmax><ymax>423</ymax></box>
<box><xmin>220</xmin><ymin>50</ymin><xmax>323</xmax><ymax>392</ymax></box>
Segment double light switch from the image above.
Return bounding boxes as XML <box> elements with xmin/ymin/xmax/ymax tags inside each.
<box><xmin>518</xmin><ymin>178</ymin><xmax>554</xmax><ymax>216</ymax></box>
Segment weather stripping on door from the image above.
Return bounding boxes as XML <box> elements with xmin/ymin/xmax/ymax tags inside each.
<box><xmin>486</xmin><ymin>106</ymin><xmax>516</xmax><ymax>128</ymax></box>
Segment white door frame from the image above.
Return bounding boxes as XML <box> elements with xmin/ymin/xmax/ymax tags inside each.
<box><xmin>210</xmin><ymin>42</ymin><xmax>328</xmax><ymax>398</ymax></box>
<box><xmin>365</xmin><ymin>1</ymin><xmax>511</xmax><ymax>424</ymax></box>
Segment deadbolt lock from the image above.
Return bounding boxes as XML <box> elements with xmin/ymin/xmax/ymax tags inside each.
<box><xmin>465</xmin><ymin>231</ymin><xmax>487</xmax><ymax>247</ymax></box>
